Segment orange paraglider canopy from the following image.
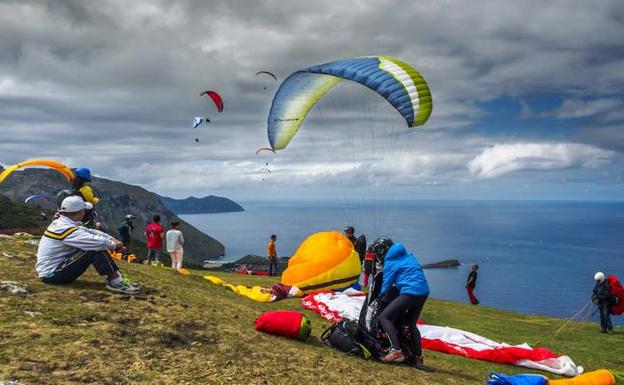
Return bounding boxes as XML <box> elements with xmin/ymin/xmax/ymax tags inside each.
<box><xmin>281</xmin><ymin>231</ymin><xmax>361</xmax><ymax>293</ymax></box>
<box><xmin>0</xmin><ymin>159</ymin><xmax>74</xmax><ymax>184</ymax></box>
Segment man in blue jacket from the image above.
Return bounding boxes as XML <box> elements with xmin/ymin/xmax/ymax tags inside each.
<box><xmin>376</xmin><ymin>241</ymin><xmax>430</xmax><ymax>366</ymax></box>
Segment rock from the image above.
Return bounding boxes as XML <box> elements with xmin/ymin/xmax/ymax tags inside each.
<box><xmin>0</xmin><ymin>234</ymin><xmax>13</xmax><ymax>239</ymax></box>
<box><xmin>23</xmin><ymin>311</ymin><xmax>41</xmax><ymax>318</ymax></box>
<box><xmin>0</xmin><ymin>281</ymin><xmax>29</xmax><ymax>296</ymax></box>
<box><xmin>0</xmin><ymin>381</ymin><xmax>26</xmax><ymax>385</ymax></box>
<box><xmin>422</xmin><ymin>259</ymin><xmax>461</xmax><ymax>269</ymax></box>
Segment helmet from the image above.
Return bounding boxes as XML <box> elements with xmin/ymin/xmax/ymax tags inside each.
<box><xmin>594</xmin><ymin>272</ymin><xmax>606</xmax><ymax>282</ymax></box>
<box><xmin>125</xmin><ymin>214</ymin><xmax>135</xmax><ymax>220</ymax></box>
<box><xmin>367</xmin><ymin>236</ymin><xmax>393</xmax><ymax>262</ymax></box>
<box><xmin>344</xmin><ymin>226</ymin><xmax>355</xmax><ymax>235</ymax></box>
<box><xmin>74</xmin><ymin>168</ymin><xmax>92</xmax><ymax>182</ymax></box>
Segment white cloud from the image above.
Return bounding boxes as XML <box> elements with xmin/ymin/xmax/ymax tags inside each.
<box><xmin>468</xmin><ymin>143</ymin><xmax>615</xmax><ymax>178</ymax></box>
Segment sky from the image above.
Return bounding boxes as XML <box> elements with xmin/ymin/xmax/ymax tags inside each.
<box><xmin>1</xmin><ymin>0</ymin><xmax>623</xmax><ymax>201</ymax></box>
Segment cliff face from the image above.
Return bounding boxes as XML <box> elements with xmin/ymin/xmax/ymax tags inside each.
<box><xmin>160</xmin><ymin>195</ymin><xmax>244</xmax><ymax>214</ymax></box>
<box><xmin>0</xmin><ymin>167</ymin><xmax>224</xmax><ymax>265</ymax></box>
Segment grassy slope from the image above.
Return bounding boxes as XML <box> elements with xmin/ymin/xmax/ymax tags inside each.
<box><xmin>0</xmin><ymin>234</ymin><xmax>622</xmax><ymax>385</ymax></box>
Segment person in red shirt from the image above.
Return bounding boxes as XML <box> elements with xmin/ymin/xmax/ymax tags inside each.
<box><xmin>144</xmin><ymin>215</ymin><xmax>165</xmax><ymax>265</ymax></box>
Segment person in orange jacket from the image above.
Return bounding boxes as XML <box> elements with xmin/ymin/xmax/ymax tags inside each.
<box><xmin>267</xmin><ymin>235</ymin><xmax>278</xmax><ymax>276</ymax></box>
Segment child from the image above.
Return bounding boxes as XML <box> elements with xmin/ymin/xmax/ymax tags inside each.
<box><xmin>166</xmin><ymin>221</ymin><xmax>185</xmax><ymax>270</ymax></box>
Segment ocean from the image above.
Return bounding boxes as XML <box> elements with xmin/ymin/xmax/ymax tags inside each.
<box><xmin>181</xmin><ymin>200</ymin><xmax>624</xmax><ymax>325</ymax></box>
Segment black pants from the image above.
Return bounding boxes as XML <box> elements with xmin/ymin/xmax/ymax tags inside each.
<box><xmin>598</xmin><ymin>301</ymin><xmax>613</xmax><ymax>331</ymax></box>
<box><xmin>269</xmin><ymin>258</ymin><xmax>278</xmax><ymax>276</ymax></box>
<box><xmin>379</xmin><ymin>294</ymin><xmax>428</xmax><ymax>355</ymax></box>
<box><xmin>41</xmin><ymin>250</ymin><xmax>119</xmax><ymax>284</ymax></box>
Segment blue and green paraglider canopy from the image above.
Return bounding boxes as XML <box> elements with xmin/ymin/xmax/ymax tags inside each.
<box><xmin>267</xmin><ymin>56</ymin><xmax>433</xmax><ymax>150</ymax></box>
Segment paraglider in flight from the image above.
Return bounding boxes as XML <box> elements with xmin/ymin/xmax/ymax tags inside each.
<box><xmin>0</xmin><ymin>159</ymin><xmax>74</xmax><ymax>184</ymax></box>
<box><xmin>256</xmin><ymin>71</ymin><xmax>277</xmax><ymax>81</ymax></box>
<box><xmin>256</xmin><ymin>147</ymin><xmax>276</xmax><ymax>155</ymax></box>
<box><xmin>193</xmin><ymin>117</ymin><xmax>204</xmax><ymax>128</ymax></box>
<box><xmin>24</xmin><ymin>194</ymin><xmax>51</xmax><ymax>205</ymax></box>
<box><xmin>266</xmin><ymin>56</ymin><xmax>433</xmax><ymax>150</ymax></box>
<box><xmin>258</xmin><ymin>167</ymin><xmax>272</xmax><ymax>174</ymax></box>
<box><xmin>199</xmin><ymin>90</ymin><xmax>224</xmax><ymax>113</ymax></box>
<box><xmin>256</xmin><ymin>71</ymin><xmax>278</xmax><ymax>90</ymax></box>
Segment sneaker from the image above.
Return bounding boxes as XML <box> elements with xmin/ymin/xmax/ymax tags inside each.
<box><xmin>600</xmin><ymin>329</ymin><xmax>607</xmax><ymax>334</ymax></box>
<box><xmin>106</xmin><ymin>279</ymin><xmax>141</xmax><ymax>294</ymax></box>
<box><xmin>606</xmin><ymin>329</ymin><xmax>613</xmax><ymax>335</ymax></box>
<box><xmin>381</xmin><ymin>348</ymin><xmax>405</xmax><ymax>363</ymax></box>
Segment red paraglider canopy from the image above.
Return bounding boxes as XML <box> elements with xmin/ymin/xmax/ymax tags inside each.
<box><xmin>199</xmin><ymin>90</ymin><xmax>224</xmax><ymax>112</ymax></box>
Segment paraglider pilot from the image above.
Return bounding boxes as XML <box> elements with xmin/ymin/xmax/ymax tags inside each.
<box><xmin>592</xmin><ymin>272</ymin><xmax>613</xmax><ymax>334</ymax></box>
<box><xmin>371</xmin><ymin>237</ymin><xmax>430</xmax><ymax>366</ymax></box>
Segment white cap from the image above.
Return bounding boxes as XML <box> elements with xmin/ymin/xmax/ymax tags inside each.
<box><xmin>60</xmin><ymin>196</ymin><xmax>93</xmax><ymax>213</ymax></box>
<box><xmin>594</xmin><ymin>272</ymin><xmax>606</xmax><ymax>282</ymax></box>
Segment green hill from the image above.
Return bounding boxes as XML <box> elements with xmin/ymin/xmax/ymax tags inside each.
<box><xmin>0</xmin><ymin>167</ymin><xmax>224</xmax><ymax>265</ymax></box>
<box><xmin>0</xmin><ymin>234</ymin><xmax>621</xmax><ymax>385</ymax></box>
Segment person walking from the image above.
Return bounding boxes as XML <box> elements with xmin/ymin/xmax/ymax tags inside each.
<box><xmin>592</xmin><ymin>272</ymin><xmax>613</xmax><ymax>334</ymax></box>
<box><xmin>267</xmin><ymin>234</ymin><xmax>278</xmax><ymax>276</ymax></box>
<box><xmin>166</xmin><ymin>221</ymin><xmax>185</xmax><ymax>270</ymax></box>
<box><xmin>466</xmin><ymin>264</ymin><xmax>480</xmax><ymax>305</ymax></box>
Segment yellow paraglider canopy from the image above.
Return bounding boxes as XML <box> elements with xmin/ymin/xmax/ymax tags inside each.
<box><xmin>281</xmin><ymin>231</ymin><xmax>361</xmax><ymax>293</ymax></box>
<box><xmin>0</xmin><ymin>159</ymin><xmax>74</xmax><ymax>184</ymax></box>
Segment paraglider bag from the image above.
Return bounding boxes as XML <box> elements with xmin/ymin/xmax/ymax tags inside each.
<box><xmin>321</xmin><ymin>320</ymin><xmax>381</xmax><ymax>359</ymax></box>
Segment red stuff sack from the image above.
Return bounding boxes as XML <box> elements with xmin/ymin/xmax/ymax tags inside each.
<box><xmin>255</xmin><ymin>310</ymin><xmax>311</xmax><ymax>340</ymax></box>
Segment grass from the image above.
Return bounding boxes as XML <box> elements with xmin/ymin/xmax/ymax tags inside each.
<box><xmin>0</xmin><ymin>233</ymin><xmax>622</xmax><ymax>385</ymax></box>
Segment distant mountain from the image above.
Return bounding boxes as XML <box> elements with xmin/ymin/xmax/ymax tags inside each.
<box><xmin>160</xmin><ymin>195</ymin><xmax>244</xmax><ymax>214</ymax></box>
<box><xmin>0</xmin><ymin>167</ymin><xmax>225</xmax><ymax>265</ymax></box>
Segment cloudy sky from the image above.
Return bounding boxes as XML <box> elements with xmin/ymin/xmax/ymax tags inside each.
<box><xmin>1</xmin><ymin>0</ymin><xmax>623</xmax><ymax>201</ymax></box>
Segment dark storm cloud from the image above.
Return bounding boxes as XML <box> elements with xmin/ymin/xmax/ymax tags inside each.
<box><xmin>0</xmin><ymin>0</ymin><xmax>623</xmax><ymax>198</ymax></box>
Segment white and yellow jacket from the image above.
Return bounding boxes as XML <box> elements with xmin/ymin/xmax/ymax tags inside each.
<box><xmin>36</xmin><ymin>215</ymin><xmax>116</xmax><ymax>277</ymax></box>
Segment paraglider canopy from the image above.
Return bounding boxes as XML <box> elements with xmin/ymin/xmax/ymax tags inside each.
<box><xmin>267</xmin><ymin>56</ymin><xmax>433</xmax><ymax>150</ymax></box>
<box><xmin>256</xmin><ymin>147</ymin><xmax>276</xmax><ymax>155</ymax></box>
<box><xmin>24</xmin><ymin>194</ymin><xmax>51</xmax><ymax>205</ymax></box>
<box><xmin>256</xmin><ymin>71</ymin><xmax>278</xmax><ymax>81</ymax></box>
<box><xmin>0</xmin><ymin>159</ymin><xmax>74</xmax><ymax>184</ymax></box>
<box><xmin>199</xmin><ymin>90</ymin><xmax>224</xmax><ymax>113</ymax></box>
<box><xmin>281</xmin><ymin>231</ymin><xmax>361</xmax><ymax>293</ymax></box>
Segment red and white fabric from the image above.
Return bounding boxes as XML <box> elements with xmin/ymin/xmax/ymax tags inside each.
<box><xmin>302</xmin><ymin>290</ymin><xmax>581</xmax><ymax>377</ymax></box>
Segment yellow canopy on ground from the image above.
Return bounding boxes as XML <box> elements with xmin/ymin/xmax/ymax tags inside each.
<box><xmin>280</xmin><ymin>231</ymin><xmax>361</xmax><ymax>293</ymax></box>
<box><xmin>204</xmin><ymin>275</ymin><xmax>273</xmax><ymax>302</ymax></box>
<box><xmin>548</xmin><ymin>369</ymin><xmax>615</xmax><ymax>385</ymax></box>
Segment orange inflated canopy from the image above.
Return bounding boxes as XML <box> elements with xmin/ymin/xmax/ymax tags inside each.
<box><xmin>281</xmin><ymin>231</ymin><xmax>361</xmax><ymax>293</ymax></box>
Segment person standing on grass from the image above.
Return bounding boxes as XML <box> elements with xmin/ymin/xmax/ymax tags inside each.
<box><xmin>166</xmin><ymin>221</ymin><xmax>185</xmax><ymax>270</ymax></box>
<box><xmin>144</xmin><ymin>215</ymin><xmax>164</xmax><ymax>265</ymax></box>
<box><xmin>592</xmin><ymin>272</ymin><xmax>613</xmax><ymax>334</ymax></box>
<box><xmin>466</xmin><ymin>264</ymin><xmax>480</xmax><ymax>305</ymax></box>
<box><xmin>267</xmin><ymin>234</ymin><xmax>278</xmax><ymax>276</ymax></box>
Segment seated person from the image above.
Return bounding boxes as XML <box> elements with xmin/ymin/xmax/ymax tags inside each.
<box><xmin>35</xmin><ymin>196</ymin><xmax>140</xmax><ymax>294</ymax></box>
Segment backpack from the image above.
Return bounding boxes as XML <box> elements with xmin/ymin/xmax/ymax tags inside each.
<box><xmin>321</xmin><ymin>320</ymin><xmax>377</xmax><ymax>359</ymax></box>
<box><xmin>607</xmin><ymin>275</ymin><xmax>624</xmax><ymax>315</ymax></box>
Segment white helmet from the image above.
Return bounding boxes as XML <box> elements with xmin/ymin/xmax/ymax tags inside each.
<box><xmin>594</xmin><ymin>272</ymin><xmax>606</xmax><ymax>282</ymax></box>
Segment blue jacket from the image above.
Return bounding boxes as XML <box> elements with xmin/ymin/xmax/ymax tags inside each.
<box><xmin>380</xmin><ymin>243</ymin><xmax>430</xmax><ymax>297</ymax></box>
